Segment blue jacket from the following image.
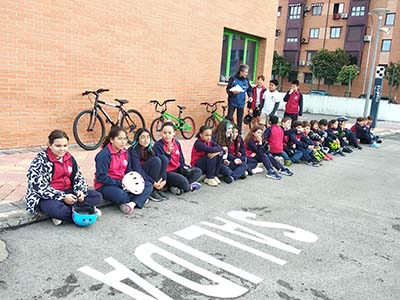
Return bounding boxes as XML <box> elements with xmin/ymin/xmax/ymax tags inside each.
<box><xmin>226</xmin><ymin>73</ymin><xmax>253</xmax><ymax>108</ymax></box>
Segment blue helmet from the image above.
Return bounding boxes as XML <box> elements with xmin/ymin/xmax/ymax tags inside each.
<box><xmin>72</xmin><ymin>203</ymin><xmax>98</xmax><ymax>227</ymax></box>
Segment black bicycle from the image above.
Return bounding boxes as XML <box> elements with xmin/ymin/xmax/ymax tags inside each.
<box><xmin>73</xmin><ymin>89</ymin><xmax>145</xmax><ymax>150</ymax></box>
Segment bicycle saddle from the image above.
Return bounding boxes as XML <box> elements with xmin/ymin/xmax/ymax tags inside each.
<box><xmin>115</xmin><ymin>99</ymin><xmax>129</xmax><ymax>105</ymax></box>
<box><xmin>177</xmin><ymin>105</ymin><xmax>186</xmax><ymax>110</ymax></box>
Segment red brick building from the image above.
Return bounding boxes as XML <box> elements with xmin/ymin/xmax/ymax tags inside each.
<box><xmin>0</xmin><ymin>0</ymin><xmax>278</xmax><ymax>150</ymax></box>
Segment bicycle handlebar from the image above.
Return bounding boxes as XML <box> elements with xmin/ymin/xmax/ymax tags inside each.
<box><xmin>149</xmin><ymin>99</ymin><xmax>176</xmax><ymax>113</ymax></box>
<box><xmin>82</xmin><ymin>89</ymin><xmax>109</xmax><ymax>96</ymax></box>
<box><xmin>200</xmin><ymin>100</ymin><xmax>225</xmax><ymax>113</ymax></box>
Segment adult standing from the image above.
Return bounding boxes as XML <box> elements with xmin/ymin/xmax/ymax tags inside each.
<box><xmin>283</xmin><ymin>79</ymin><xmax>303</xmax><ymax>121</ymax></box>
<box><xmin>226</xmin><ymin>64</ymin><xmax>253</xmax><ymax>134</ymax></box>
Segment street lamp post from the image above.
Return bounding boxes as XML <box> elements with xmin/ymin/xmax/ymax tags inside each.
<box><xmin>363</xmin><ymin>8</ymin><xmax>390</xmax><ymax>117</ymax></box>
<box><xmin>361</xmin><ymin>16</ymin><xmax>373</xmax><ymax>95</ymax></box>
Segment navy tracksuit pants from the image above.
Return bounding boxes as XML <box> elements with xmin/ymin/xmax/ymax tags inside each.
<box><xmin>39</xmin><ymin>189</ymin><xmax>102</xmax><ymax>223</ymax></box>
<box><xmin>166</xmin><ymin>167</ymin><xmax>202</xmax><ymax>192</ymax></box>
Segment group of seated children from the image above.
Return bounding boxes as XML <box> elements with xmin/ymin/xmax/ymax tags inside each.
<box><xmin>25</xmin><ymin>113</ymin><xmax>380</xmax><ymax>225</ymax></box>
<box><xmin>350</xmin><ymin>116</ymin><xmax>382</xmax><ymax>148</ymax></box>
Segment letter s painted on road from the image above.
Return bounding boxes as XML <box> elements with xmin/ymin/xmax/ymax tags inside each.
<box><xmin>227</xmin><ymin>211</ymin><xmax>318</xmax><ymax>243</ymax></box>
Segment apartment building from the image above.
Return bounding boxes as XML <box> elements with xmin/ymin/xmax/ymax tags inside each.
<box><xmin>275</xmin><ymin>0</ymin><xmax>399</xmax><ymax>100</ymax></box>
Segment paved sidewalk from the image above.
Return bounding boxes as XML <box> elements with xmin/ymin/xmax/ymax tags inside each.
<box><xmin>0</xmin><ymin>113</ymin><xmax>399</xmax><ymax>229</ymax></box>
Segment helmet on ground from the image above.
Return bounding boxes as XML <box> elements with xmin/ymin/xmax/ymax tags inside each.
<box><xmin>243</xmin><ymin>113</ymin><xmax>253</xmax><ymax>125</ymax></box>
<box><xmin>72</xmin><ymin>203</ymin><xmax>98</xmax><ymax>227</ymax></box>
<box><xmin>122</xmin><ymin>171</ymin><xmax>145</xmax><ymax>195</ymax></box>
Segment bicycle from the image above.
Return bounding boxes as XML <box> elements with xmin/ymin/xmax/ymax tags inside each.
<box><xmin>200</xmin><ymin>100</ymin><xmax>226</xmax><ymax>129</ymax></box>
<box><xmin>73</xmin><ymin>89</ymin><xmax>145</xmax><ymax>150</ymax></box>
<box><xmin>149</xmin><ymin>99</ymin><xmax>195</xmax><ymax>141</ymax></box>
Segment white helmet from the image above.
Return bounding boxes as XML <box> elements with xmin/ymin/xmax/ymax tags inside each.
<box><xmin>122</xmin><ymin>171</ymin><xmax>145</xmax><ymax>195</ymax></box>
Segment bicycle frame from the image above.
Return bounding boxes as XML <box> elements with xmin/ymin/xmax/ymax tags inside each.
<box><xmin>212</xmin><ymin>111</ymin><xmax>225</xmax><ymax>123</ymax></box>
<box><xmin>161</xmin><ymin>112</ymin><xmax>192</xmax><ymax>131</ymax></box>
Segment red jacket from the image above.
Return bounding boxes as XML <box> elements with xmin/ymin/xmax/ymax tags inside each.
<box><xmin>251</xmin><ymin>86</ymin><xmax>267</xmax><ymax>110</ymax></box>
<box><xmin>47</xmin><ymin>148</ymin><xmax>73</xmax><ymax>191</ymax></box>
<box><xmin>161</xmin><ymin>138</ymin><xmax>181</xmax><ymax>172</ymax></box>
<box><xmin>267</xmin><ymin>124</ymin><xmax>284</xmax><ymax>154</ymax></box>
<box><xmin>284</xmin><ymin>90</ymin><xmax>303</xmax><ymax>115</ymax></box>
<box><xmin>94</xmin><ymin>143</ymin><xmax>129</xmax><ymax>189</ymax></box>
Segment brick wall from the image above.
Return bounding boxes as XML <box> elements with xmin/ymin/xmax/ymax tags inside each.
<box><xmin>0</xmin><ymin>0</ymin><xmax>278</xmax><ymax>149</ymax></box>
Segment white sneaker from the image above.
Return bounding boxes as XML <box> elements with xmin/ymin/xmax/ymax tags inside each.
<box><xmin>251</xmin><ymin>167</ymin><xmax>264</xmax><ymax>174</ymax></box>
<box><xmin>204</xmin><ymin>178</ymin><xmax>218</xmax><ymax>187</ymax></box>
<box><xmin>214</xmin><ymin>177</ymin><xmax>221</xmax><ymax>184</ymax></box>
<box><xmin>257</xmin><ymin>162</ymin><xmax>264</xmax><ymax>168</ymax></box>
<box><xmin>275</xmin><ymin>156</ymin><xmax>284</xmax><ymax>166</ymax></box>
<box><xmin>119</xmin><ymin>202</ymin><xmax>135</xmax><ymax>215</ymax></box>
<box><xmin>95</xmin><ymin>208</ymin><xmax>102</xmax><ymax>218</ymax></box>
<box><xmin>52</xmin><ymin>218</ymin><xmax>63</xmax><ymax>226</ymax></box>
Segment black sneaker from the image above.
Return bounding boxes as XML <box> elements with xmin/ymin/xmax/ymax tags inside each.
<box><xmin>223</xmin><ymin>175</ymin><xmax>235</xmax><ymax>184</ymax></box>
<box><xmin>157</xmin><ymin>190</ymin><xmax>169</xmax><ymax>200</ymax></box>
<box><xmin>357</xmin><ymin>145</ymin><xmax>362</xmax><ymax>150</ymax></box>
<box><xmin>149</xmin><ymin>190</ymin><xmax>164</xmax><ymax>202</ymax></box>
<box><xmin>169</xmin><ymin>186</ymin><xmax>183</xmax><ymax>195</ymax></box>
<box><xmin>338</xmin><ymin>150</ymin><xmax>346</xmax><ymax>157</ymax></box>
<box><xmin>343</xmin><ymin>146</ymin><xmax>353</xmax><ymax>153</ymax></box>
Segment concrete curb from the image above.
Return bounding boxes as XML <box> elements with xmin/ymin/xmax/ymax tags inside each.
<box><xmin>1</xmin><ymin>130</ymin><xmax>399</xmax><ymax>231</ymax></box>
<box><xmin>0</xmin><ymin>200</ymin><xmax>112</xmax><ymax>230</ymax></box>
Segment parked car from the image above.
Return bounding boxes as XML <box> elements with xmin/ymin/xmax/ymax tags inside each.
<box><xmin>308</xmin><ymin>89</ymin><xmax>332</xmax><ymax>96</ymax></box>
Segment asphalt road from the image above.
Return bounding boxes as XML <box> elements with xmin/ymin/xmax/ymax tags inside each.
<box><xmin>1</xmin><ymin>135</ymin><xmax>399</xmax><ymax>300</ymax></box>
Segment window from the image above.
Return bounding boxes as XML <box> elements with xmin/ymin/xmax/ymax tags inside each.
<box><xmin>304</xmin><ymin>73</ymin><xmax>313</xmax><ymax>83</ymax></box>
<box><xmin>275</xmin><ymin>29</ymin><xmax>281</xmax><ymax>38</ymax></box>
<box><xmin>333</xmin><ymin>3</ymin><xmax>344</xmax><ymax>14</ymax></box>
<box><xmin>351</xmin><ymin>6</ymin><xmax>365</xmax><ymax>17</ymax></box>
<box><xmin>312</xmin><ymin>4</ymin><xmax>323</xmax><ymax>15</ymax></box>
<box><xmin>309</xmin><ymin>28</ymin><xmax>320</xmax><ymax>39</ymax></box>
<box><xmin>385</xmin><ymin>13</ymin><xmax>395</xmax><ymax>26</ymax></box>
<box><xmin>286</xmin><ymin>28</ymin><xmax>299</xmax><ymax>43</ymax></box>
<box><xmin>219</xmin><ymin>29</ymin><xmax>259</xmax><ymax>83</ymax></box>
<box><xmin>381</xmin><ymin>39</ymin><xmax>392</xmax><ymax>52</ymax></box>
<box><xmin>330</xmin><ymin>27</ymin><xmax>342</xmax><ymax>38</ymax></box>
<box><xmin>306</xmin><ymin>51</ymin><xmax>317</xmax><ymax>64</ymax></box>
<box><xmin>278</xmin><ymin>6</ymin><xmax>282</xmax><ymax>17</ymax></box>
<box><xmin>289</xmin><ymin>4</ymin><xmax>302</xmax><ymax>19</ymax></box>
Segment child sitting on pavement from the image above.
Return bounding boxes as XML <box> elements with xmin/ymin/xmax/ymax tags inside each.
<box><xmin>213</xmin><ymin>120</ymin><xmax>248</xmax><ymax>181</ymax></box>
<box><xmin>25</xmin><ymin>130</ymin><xmax>102</xmax><ymax>226</ymax></box>
<box><xmin>319</xmin><ymin>119</ymin><xmax>346</xmax><ymax>156</ymax></box>
<box><xmin>229</xmin><ymin>125</ymin><xmax>260</xmax><ymax>175</ymax></box>
<box><xmin>303</xmin><ymin>121</ymin><xmax>331</xmax><ymax>161</ymax></box>
<box><xmin>337</xmin><ymin>116</ymin><xmax>362</xmax><ymax>150</ymax></box>
<box><xmin>351</xmin><ymin>117</ymin><xmax>380</xmax><ymax>148</ymax></box>
<box><xmin>281</xmin><ymin>116</ymin><xmax>303</xmax><ymax>165</ymax></box>
<box><xmin>95</xmin><ymin>127</ymin><xmax>153</xmax><ymax>215</ymax></box>
<box><xmin>154</xmin><ymin>122</ymin><xmax>202</xmax><ymax>194</ymax></box>
<box><xmin>191</xmin><ymin>125</ymin><xmax>226</xmax><ymax>187</ymax></box>
<box><xmin>327</xmin><ymin>119</ymin><xmax>353</xmax><ymax>154</ymax></box>
<box><xmin>244</xmin><ymin>125</ymin><xmax>293</xmax><ymax>179</ymax></box>
<box><xmin>263</xmin><ymin>115</ymin><xmax>293</xmax><ymax>165</ymax></box>
<box><xmin>129</xmin><ymin>128</ymin><xmax>169</xmax><ymax>202</ymax></box>
<box><xmin>288</xmin><ymin>121</ymin><xmax>321</xmax><ymax>167</ymax></box>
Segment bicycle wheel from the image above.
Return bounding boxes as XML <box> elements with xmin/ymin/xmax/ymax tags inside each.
<box><xmin>73</xmin><ymin>109</ymin><xmax>106</xmax><ymax>150</ymax></box>
<box><xmin>205</xmin><ymin>116</ymin><xmax>216</xmax><ymax>129</ymax></box>
<box><xmin>121</xmin><ymin>109</ymin><xmax>146</xmax><ymax>144</ymax></box>
<box><xmin>180</xmin><ymin>116</ymin><xmax>196</xmax><ymax>139</ymax></box>
<box><xmin>150</xmin><ymin>117</ymin><xmax>164</xmax><ymax>141</ymax></box>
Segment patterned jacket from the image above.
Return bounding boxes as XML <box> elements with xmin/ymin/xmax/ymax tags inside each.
<box><xmin>24</xmin><ymin>150</ymin><xmax>88</xmax><ymax>214</ymax></box>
